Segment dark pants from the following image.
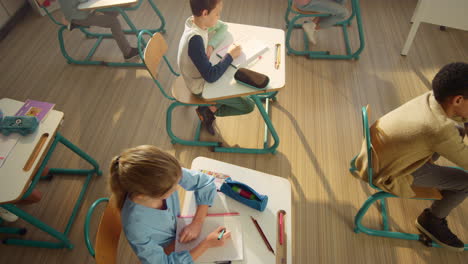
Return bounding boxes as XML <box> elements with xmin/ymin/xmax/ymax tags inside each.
<box><xmin>412</xmin><ymin>126</ymin><xmax>468</xmax><ymax>218</ymax></box>
<box><xmin>73</xmin><ymin>11</ymin><xmax>131</xmax><ymax>56</ymax></box>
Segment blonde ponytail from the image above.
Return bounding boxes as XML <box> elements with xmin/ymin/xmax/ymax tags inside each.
<box><xmin>109</xmin><ymin>156</ymin><xmax>126</xmax><ymax>210</ymax></box>
<box><xmin>108</xmin><ymin>145</ymin><xmax>182</xmax><ymax>210</ymax></box>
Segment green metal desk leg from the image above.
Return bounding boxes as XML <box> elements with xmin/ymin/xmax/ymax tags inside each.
<box><xmin>214</xmin><ymin>95</ymin><xmax>280</xmax><ymax>154</ymax></box>
<box><xmin>0</xmin><ymin>133</ymin><xmax>100</xmax><ymax>249</ymax></box>
<box><xmin>1</xmin><ymin>204</ymin><xmax>73</xmax><ymax>249</ymax></box>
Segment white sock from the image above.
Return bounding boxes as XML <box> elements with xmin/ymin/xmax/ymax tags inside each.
<box><xmin>302</xmin><ymin>21</ymin><xmax>318</xmax><ymax>45</ymax></box>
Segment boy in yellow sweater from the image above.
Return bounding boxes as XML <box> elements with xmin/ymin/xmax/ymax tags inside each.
<box><xmin>353</xmin><ymin>62</ymin><xmax>468</xmax><ymax>251</ymax></box>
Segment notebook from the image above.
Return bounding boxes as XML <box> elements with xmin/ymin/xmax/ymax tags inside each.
<box><xmin>15</xmin><ymin>99</ymin><xmax>55</xmax><ymax>122</ymax></box>
<box><xmin>216</xmin><ymin>39</ymin><xmax>269</xmax><ymax>68</ymax></box>
<box><xmin>175</xmin><ymin>215</ymin><xmax>244</xmax><ymax>263</ymax></box>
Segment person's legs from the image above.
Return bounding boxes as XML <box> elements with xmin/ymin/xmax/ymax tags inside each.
<box><xmin>412</xmin><ymin>162</ymin><xmax>468</xmax><ymax>250</ymax></box>
<box><xmin>413</xmin><ymin>163</ymin><xmax>468</xmax><ymax>218</ymax></box>
<box><xmin>195</xmin><ymin>97</ymin><xmax>255</xmax><ymax>135</ymax></box>
<box><xmin>298</xmin><ymin>0</ymin><xmax>349</xmax><ymax>29</ymax></box>
<box><xmin>73</xmin><ymin>11</ymin><xmax>134</xmax><ymax>58</ymax></box>
<box><xmin>214</xmin><ymin>97</ymin><xmax>255</xmax><ymax>117</ymax></box>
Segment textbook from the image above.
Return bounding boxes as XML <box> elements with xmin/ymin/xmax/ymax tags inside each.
<box><xmin>15</xmin><ymin>99</ymin><xmax>55</xmax><ymax>122</ymax></box>
<box><xmin>216</xmin><ymin>38</ymin><xmax>269</xmax><ymax>68</ymax></box>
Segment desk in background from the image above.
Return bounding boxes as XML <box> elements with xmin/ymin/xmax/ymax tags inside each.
<box><xmin>203</xmin><ymin>23</ymin><xmax>285</xmax><ymax>101</ymax></box>
<box><xmin>0</xmin><ymin>98</ymin><xmax>101</xmax><ymax>249</ymax></box>
<box><xmin>78</xmin><ymin>0</ymin><xmax>138</xmax><ymax>11</ymax></box>
<box><xmin>401</xmin><ymin>0</ymin><xmax>468</xmax><ymax>55</ymax></box>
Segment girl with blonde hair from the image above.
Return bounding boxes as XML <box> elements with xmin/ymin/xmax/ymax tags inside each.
<box><xmin>109</xmin><ymin>145</ymin><xmax>230</xmax><ymax>263</ymax></box>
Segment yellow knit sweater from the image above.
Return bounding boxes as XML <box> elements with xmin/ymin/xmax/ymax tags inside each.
<box><xmin>354</xmin><ymin>92</ymin><xmax>468</xmax><ymax>197</ymax></box>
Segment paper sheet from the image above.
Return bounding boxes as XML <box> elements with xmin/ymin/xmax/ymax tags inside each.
<box><xmin>0</xmin><ymin>133</ymin><xmax>20</xmax><ymax>168</ymax></box>
<box><xmin>175</xmin><ymin>215</ymin><xmax>244</xmax><ymax>263</ymax></box>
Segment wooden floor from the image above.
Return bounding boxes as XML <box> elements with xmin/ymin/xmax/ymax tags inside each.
<box><xmin>1</xmin><ymin>0</ymin><xmax>467</xmax><ymax>263</ymax></box>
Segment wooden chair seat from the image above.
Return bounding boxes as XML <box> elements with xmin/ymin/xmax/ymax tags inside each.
<box><xmin>171</xmin><ymin>77</ymin><xmax>215</xmax><ymax>105</ymax></box>
<box><xmin>411</xmin><ymin>186</ymin><xmax>442</xmax><ymax>200</ymax></box>
<box><xmin>292</xmin><ymin>4</ymin><xmax>322</xmax><ymax>15</ymax></box>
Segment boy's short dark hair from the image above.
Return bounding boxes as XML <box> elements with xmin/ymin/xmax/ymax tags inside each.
<box><xmin>190</xmin><ymin>0</ymin><xmax>220</xmax><ymax>16</ymax></box>
<box><xmin>432</xmin><ymin>62</ymin><xmax>468</xmax><ymax>103</ymax></box>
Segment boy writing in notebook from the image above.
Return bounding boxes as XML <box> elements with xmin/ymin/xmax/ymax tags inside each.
<box><xmin>177</xmin><ymin>0</ymin><xmax>255</xmax><ymax>135</ymax></box>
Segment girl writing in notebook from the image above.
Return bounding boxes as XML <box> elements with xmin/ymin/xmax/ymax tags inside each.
<box><xmin>109</xmin><ymin>145</ymin><xmax>231</xmax><ymax>263</ymax></box>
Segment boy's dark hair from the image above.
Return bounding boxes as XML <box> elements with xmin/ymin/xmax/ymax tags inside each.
<box><xmin>190</xmin><ymin>0</ymin><xmax>220</xmax><ymax>16</ymax></box>
<box><xmin>432</xmin><ymin>62</ymin><xmax>468</xmax><ymax>103</ymax></box>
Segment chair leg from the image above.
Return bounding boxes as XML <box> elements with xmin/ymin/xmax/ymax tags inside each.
<box><xmin>166</xmin><ymin>102</ymin><xmax>220</xmax><ymax>147</ymax></box>
<box><xmin>380</xmin><ymin>198</ymin><xmax>390</xmax><ymax>231</ymax></box>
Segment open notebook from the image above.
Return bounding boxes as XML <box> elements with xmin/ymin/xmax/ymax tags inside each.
<box><xmin>175</xmin><ymin>215</ymin><xmax>244</xmax><ymax>263</ymax></box>
<box><xmin>216</xmin><ymin>38</ymin><xmax>269</xmax><ymax>69</ymax></box>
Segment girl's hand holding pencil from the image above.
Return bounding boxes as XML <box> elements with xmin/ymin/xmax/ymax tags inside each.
<box><xmin>202</xmin><ymin>226</ymin><xmax>232</xmax><ymax>248</ymax></box>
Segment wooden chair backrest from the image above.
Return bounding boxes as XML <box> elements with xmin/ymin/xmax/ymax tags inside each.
<box><xmin>143</xmin><ymin>33</ymin><xmax>168</xmax><ymax>79</ymax></box>
<box><xmin>94</xmin><ymin>196</ymin><xmax>122</xmax><ymax>264</ymax></box>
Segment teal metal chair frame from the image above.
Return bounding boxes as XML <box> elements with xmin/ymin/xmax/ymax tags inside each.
<box><xmin>349</xmin><ymin>106</ymin><xmax>468</xmax><ymax>250</ymax></box>
<box><xmin>0</xmin><ymin>132</ymin><xmax>102</xmax><ymax>249</ymax></box>
<box><xmin>285</xmin><ymin>0</ymin><xmax>365</xmax><ymax>59</ymax></box>
<box><xmin>84</xmin><ymin>198</ymin><xmax>109</xmax><ymax>258</ymax></box>
<box><xmin>138</xmin><ymin>30</ymin><xmax>280</xmax><ymax>154</ymax></box>
<box><xmin>39</xmin><ymin>0</ymin><xmax>166</xmax><ymax>67</ymax></box>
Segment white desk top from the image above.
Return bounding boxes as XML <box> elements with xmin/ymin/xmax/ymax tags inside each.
<box><xmin>78</xmin><ymin>0</ymin><xmax>138</xmax><ymax>11</ymax></box>
<box><xmin>414</xmin><ymin>0</ymin><xmax>468</xmax><ymax>30</ymax></box>
<box><xmin>0</xmin><ymin>98</ymin><xmax>63</xmax><ymax>204</ymax></box>
<box><xmin>202</xmin><ymin>23</ymin><xmax>286</xmax><ymax>101</ymax></box>
<box><xmin>184</xmin><ymin>157</ymin><xmax>292</xmax><ymax>264</ymax></box>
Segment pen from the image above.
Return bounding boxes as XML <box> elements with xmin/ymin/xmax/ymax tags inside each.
<box><xmin>217</xmin><ymin>228</ymin><xmax>226</xmax><ymax>240</ymax></box>
<box><xmin>251</xmin><ymin>216</ymin><xmax>275</xmax><ymax>255</ymax></box>
<box><xmin>275</xmin><ymin>43</ymin><xmax>281</xmax><ymax>69</ymax></box>
<box><xmin>279</xmin><ymin>212</ymin><xmax>284</xmax><ymax>245</ymax></box>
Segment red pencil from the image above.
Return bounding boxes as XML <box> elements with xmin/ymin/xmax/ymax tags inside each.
<box><xmin>251</xmin><ymin>216</ymin><xmax>275</xmax><ymax>255</ymax></box>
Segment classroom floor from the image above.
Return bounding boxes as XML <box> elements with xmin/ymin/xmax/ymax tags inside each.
<box><xmin>0</xmin><ymin>0</ymin><xmax>467</xmax><ymax>263</ymax></box>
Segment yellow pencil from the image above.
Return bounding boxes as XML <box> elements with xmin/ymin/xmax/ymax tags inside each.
<box><xmin>275</xmin><ymin>43</ymin><xmax>281</xmax><ymax>69</ymax></box>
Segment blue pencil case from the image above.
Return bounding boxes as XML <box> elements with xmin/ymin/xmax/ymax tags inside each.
<box><xmin>220</xmin><ymin>177</ymin><xmax>268</xmax><ymax>212</ymax></box>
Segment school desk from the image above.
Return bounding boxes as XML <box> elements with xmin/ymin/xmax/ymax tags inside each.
<box><xmin>0</xmin><ymin>98</ymin><xmax>101</xmax><ymax>249</ymax></box>
<box><xmin>181</xmin><ymin>157</ymin><xmax>292</xmax><ymax>264</ymax></box>
<box><xmin>203</xmin><ymin>22</ymin><xmax>286</xmax><ymax>154</ymax></box>
<box><xmin>78</xmin><ymin>0</ymin><xmax>138</xmax><ymax>11</ymax></box>
<box><xmin>401</xmin><ymin>0</ymin><xmax>468</xmax><ymax>55</ymax></box>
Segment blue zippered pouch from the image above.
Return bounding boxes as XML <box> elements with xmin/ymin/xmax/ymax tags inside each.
<box><xmin>220</xmin><ymin>177</ymin><xmax>268</xmax><ymax>212</ymax></box>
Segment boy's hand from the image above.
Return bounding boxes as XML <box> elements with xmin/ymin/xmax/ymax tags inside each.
<box><xmin>227</xmin><ymin>44</ymin><xmax>242</xmax><ymax>59</ymax></box>
<box><xmin>206</xmin><ymin>45</ymin><xmax>214</xmax><ymax>58</ymax></box>
<box><xmin>202</xmin><ymin>226</ymin><xmax>231</xmax><ymax>248</ymax></box>
<box><xmin>179</xmin><ymin>221</ymin><xmax>203</xmax><ymax>243</ymax></box>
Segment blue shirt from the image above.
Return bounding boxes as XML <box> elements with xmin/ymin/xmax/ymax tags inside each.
<box><xmin>121</xmin><ymin>168</ymin><xmax>216</xmax><ymax>264</ymax></box>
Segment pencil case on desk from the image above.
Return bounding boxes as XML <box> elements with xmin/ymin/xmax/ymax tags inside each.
<box><xmin>220</xmin><ymin>177</ymin><xmax>268</xmax><ymax>212</ymax></box>
<box><xmin>234</xmin><ymin>68</ymin><xmax>269</xmax><ymax>89</ymax></box>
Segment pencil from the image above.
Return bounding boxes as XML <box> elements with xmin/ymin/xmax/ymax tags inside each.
<box><xmin>275</xmin><ymin>43</ymin><xmax>281</xmax><ymax>69</ymax></box>
<box><xmin>250</xmin><ymin>216</ymin><xmax>275</xmax><ymax>255</ymax></box>
<box><xmin>217</xmin><ymin>228</ymin><xmax>226</xmax><ymax>240</ymax></box>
